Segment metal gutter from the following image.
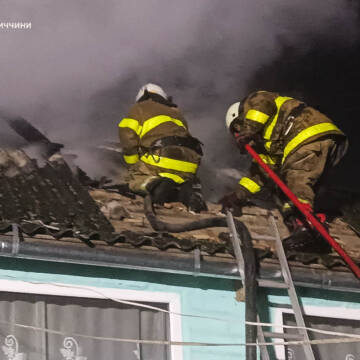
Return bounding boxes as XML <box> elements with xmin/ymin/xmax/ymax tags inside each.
<box><xmin>0</xmin><ymin>234</ymin><xmax>359</xmax><ymax>293</ymax></box>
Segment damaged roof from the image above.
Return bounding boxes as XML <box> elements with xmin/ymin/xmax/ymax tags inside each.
<box><xmin>0</xmin><ymin>148</ymin><xmax>113</xmax><ymax>236</ymax></box>
<box><xmin>0</xmin><ymin>117</ymin><xmax>359</xmax><ymax>290</ymax></box>
<box><xmin>0</xmin><ymin>151</ymin><xmax>359</xmax><ymax>276</ymax></box>
<box><xmin>92</xmin><ymin>188</ymin><xmax>360</xmax><ymax>269</ymax></box>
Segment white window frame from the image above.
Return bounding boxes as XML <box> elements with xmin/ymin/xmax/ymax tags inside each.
<box><xmin>273</xmin><ymin>304</ymin><xmax>360</xmax><ymax>360</ymax></box>
<box><xmin>0</xmin><ymin>278</ymin><xmax>183</xmax><ymax>360</ymax></box>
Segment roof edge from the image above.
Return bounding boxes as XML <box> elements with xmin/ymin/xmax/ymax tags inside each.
<box><xmin>0</xmin><ymin>235</ymin><xmax>359</xmax><ymax>293</ymax></box>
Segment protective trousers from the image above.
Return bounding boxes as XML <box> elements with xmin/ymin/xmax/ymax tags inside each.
<box><xmin>126</xmin><ymin>145</ymin><xmax>199</xmax><ymax>195</ymax></box>
<box><xmin>236</xmin><ymin>138</ymin><xmax>340</xmax><ymax>208</ymax></box>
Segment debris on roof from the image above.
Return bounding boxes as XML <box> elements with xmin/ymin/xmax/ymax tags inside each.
<box><xmin>91</xmin><ymin>188</ymin><xmax>360</xmax><ymax>270</ymax></box>
<box><xmin>0</xmin><ymin>143</ymin><xmax>358</xmax><ymax>273</ymax></box>
<box><xmin>0</xmin><ymin>116</ymin><xmax>358</xmax><ymax>276</ymax></box>
<box><xmin>0</xmin><ymin>148</ymin><xmax>114</xmax><ymax>236</ymax></box>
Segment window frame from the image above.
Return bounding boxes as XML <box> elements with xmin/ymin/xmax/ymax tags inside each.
<box><xmin>0</xmin><ymin>278</ymin><xmax>183</xmax><ymax>360</ymax></box>
<box><xmin>273</xmin><ymin>304</ymin><xmax>360</xmax><ymax>360</ymax></box>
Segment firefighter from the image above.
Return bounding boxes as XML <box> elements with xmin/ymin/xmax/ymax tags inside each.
<box><xmin>118</xmin><ymin>83</ymin><xmax>207</xmax><ymax>212</ymax></box>
<box><xmin>220</xmin><ymin>90</ymin><xmax>348</xmax><ymax>252</ymax></box>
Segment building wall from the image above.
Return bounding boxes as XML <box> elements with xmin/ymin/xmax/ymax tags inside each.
<box><xmin>0</xmin><ymin>257</ymin><xmax>245</xmax><ymax>360</ymax></box>
<box><xmin>258</xmin><ymin>286</ymin><xmax>360</xmax><ymax>360</ymax></box>
<box><xmin>0</xmin><ymin>257</ymin><xmax>359</xmax><ymax>360</ymax></box>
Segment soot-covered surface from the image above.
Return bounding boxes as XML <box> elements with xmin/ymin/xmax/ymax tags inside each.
<box><xmin>0</xmin><ymin>146</ymin><xmax>358</xmax><ymax>275</ymax></box>
<box><xmin>0</xmin><ymin>148</ymin><xmax>113</xmax><ymax>236</ymax></box>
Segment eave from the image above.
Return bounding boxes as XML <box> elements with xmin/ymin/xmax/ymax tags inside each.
<box><xmin>0</xmin><ymin>234</ymin><xmax>358</xmax><ymax>293</ymax></box>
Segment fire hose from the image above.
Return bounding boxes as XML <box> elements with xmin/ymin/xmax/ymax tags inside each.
<box><xmin>245</xmin><ymin>144</ymin><xmax>360</xmax><ymax>279</ymax></box>
<box><xmin>144</xmin><ymin>194</ymin><xmax>258</xmax><ymax>360</ymax></box>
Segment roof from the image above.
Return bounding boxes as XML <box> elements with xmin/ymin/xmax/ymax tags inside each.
<box><xmin>0</xmin><ymin>148</ymin><xmax>113</xmax><ymax>236</ymax></box>
<box><xmin>0</xmin><ymin>123</ymin><xmax>358</xmax><ymax>290</ymax></box>
<box><xmin>0</xmin><ymin>156</ymin><xmax>359</xmax><ymax>278</ymax></box>
<box><xmin>91</xmin><ymin>188</ymin><xmax>360</xmax><ymax>269</ymax></box>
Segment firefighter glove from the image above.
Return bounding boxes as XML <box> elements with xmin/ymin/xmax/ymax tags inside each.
<box><xmin>218</xmin><ymin>192</ymin><xmax>244</xmax><ymax>216</ymax></box>
<box><xmin>233</xmin><ymin>133</ymin><xmax>253</xmax><ymax>153</ymax></box>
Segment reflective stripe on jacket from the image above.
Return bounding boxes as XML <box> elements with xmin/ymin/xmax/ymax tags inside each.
<box><xmin>118</xmin><ymin>99</ymin><xmax>201</xmax><ymax>176</ymax></box>
<box><xmin>236</xmin><ymin>91</ymin><xmax>346</xmax><ymax>195</ymax></box>
<box><xmin>239</xmin><ymin>177</ymin><xmax>261</xmax><ymax>194</ymax></box>
<box><xmin>238</xmin><ymin>91</ymin><xmax>345</xmax><ymax>163</ymax></box>
<box><xmin>119</xmin><ymin>115</ymin><xmax>186</xmax><ymax>140</ymax></box>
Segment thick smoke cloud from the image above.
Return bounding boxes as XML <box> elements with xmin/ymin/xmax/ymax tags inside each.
<box><xmin>0</xmin><ymin>0</ymin><xmax>358</xmax><ymax>196</ymax></box>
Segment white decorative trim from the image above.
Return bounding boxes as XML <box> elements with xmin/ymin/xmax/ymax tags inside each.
<box><xmin>273</xmin><ymin>304</ymin><xmax>360</xmax><ymax>360</ymax></box>
<box><xmin>133</xmin><ymin>343</ymin><xmax>141</xmax><ymax>360</ymax></box>
<box><xmin>0</xmin><ymin>279</ymin><xmax>183</xmax><ymax>360</ymax></box>
<box><xmin>345</xmin><ymin>355</ymin><xmax>355</xmax><ymax>360</ymax></box>
<box><xmin>60</xmin><ymin>337</ymin><xmax>87</xmax><ymax>360</ymax></box>
<box><xmin>1</xmin><ymin>335</ymin><xmax>26</xmax><ymax>360</ymax></box>
<box><xmin>286</xmin><ymin>348</ymin><xmax>295</xmax><ymax>360</ymax></box>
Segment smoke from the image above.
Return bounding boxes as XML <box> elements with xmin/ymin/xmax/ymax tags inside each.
<box><xmin>0</xmin><ymin>0</ymin><xmax>358</xmax><ymax>197</ymax></box>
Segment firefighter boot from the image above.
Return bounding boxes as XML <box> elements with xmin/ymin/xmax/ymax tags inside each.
<box><xmin>178</xmin><ymin>180</ymin><xmax>208</xmax><ymax>213</ymax></box>
<box><xmin>146</xmin><ymin>177</ymin><xmax>179</xmax><ymax>205</ymax></box>
<box><xmin>282</xmin><ymin>216</ymin><xmax>332</xmax><ymax>253</ymax></box>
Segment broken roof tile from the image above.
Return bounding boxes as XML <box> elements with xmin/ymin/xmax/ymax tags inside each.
<box><xmin>0</xmin><ymin>149</ymin><xmax>114</xmax><ymax>235</ymax></box>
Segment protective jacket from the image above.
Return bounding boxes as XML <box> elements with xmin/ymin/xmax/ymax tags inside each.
<box><xmin>235</xmin><ymin>91</ymin><xmax>347</xmax><ymax>205</ymax></box>
<box><xmin>118</xmin><ymin>98</ymin><xmax>202</xmax><ymax>192</ymax></box>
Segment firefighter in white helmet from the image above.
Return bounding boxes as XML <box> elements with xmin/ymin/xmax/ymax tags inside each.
<box><xmin>220</xmin><ymin>90</ymin><xmax>348</xmax><ymax>252</ymax></box>
<box><xmin>118</xmin><ymin>83</ymin><xmax>207</xmax><ymax>212</ymax></box>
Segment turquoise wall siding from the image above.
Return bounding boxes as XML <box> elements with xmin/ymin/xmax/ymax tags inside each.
<box><xmin>0</xmin><ymin>258</ymin><xmax>360</xmax><ymax>360</ymax></box>
<box><xmin>0</xmin><ymin>258</ymin><xmax>245</xmax><ymax>359</ymax></box>
<box><xmin>259</xmin><ymin>288</ymin><xmax>360</xmax><ymax>359</ymax></box>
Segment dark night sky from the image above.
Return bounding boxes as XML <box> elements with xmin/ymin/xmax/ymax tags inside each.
<box><xmin>245</xmin><ymin>16</ymin><xmax>360</xmax><ymax>191</ymax></box>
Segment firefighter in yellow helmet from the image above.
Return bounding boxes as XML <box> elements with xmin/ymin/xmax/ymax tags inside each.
<box><xmin>118</xmin><ymin>83</ymin><xmax>207</xmax><ymax>212</ymax></box>
<box><xmin>220</xmin><ymin>90</ymin><xmax>348</xmax><ymax>252</ymax></box>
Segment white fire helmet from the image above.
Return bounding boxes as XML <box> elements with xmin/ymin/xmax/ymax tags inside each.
<box><xmin>135</xmin><ymin>83</ymin><xmax>168</xmax><ymax>102</ymax></box>
<box><xmin>225</xmin><ymin>102</ymin><xmax>241</xmax><ymax>131</ymax></box>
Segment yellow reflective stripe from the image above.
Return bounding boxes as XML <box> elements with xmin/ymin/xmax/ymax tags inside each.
<box><xmin>159</xmin><ymin>172</ymin><xmax>185</xmax><ymax>184</ymax></box>
<box><xmin>239</xmin><ymin>177</ymin><xmax>261</xmax><ymax>194</ymax></box>
<box><xmin>118</xmin><ymin>115</ymin><xmax>185</xmax><ymax>139</ymax></box>
<box><xmin>258</xmin><ymin>153</ymin><xmax>276</xmax><ymax>165</ymax></box>
<box><xmin>283</xmin><ymin>202</ymin><xmax>292</xmax><ymax>210</ymax></box>
<box><xmin>282</xmin><ymin>122</ymin><xmax>341</xmax><ymax>164</ymax></box>
<box><xmin>283</xmin><ymin>198</ymin><xmax>310</xmax><ymax>212</ymax></box>
<box><xmin>264</xmin><ymin>141</ymin><xmax>272</xmax><ymax>151</ymax></box>
<box><xmin>263</xmin><ymin>96</ymin><xmax>293</xmax><ymax>151</ymax></box>
<box><xmin>123</xmin><ymin>154</ymin><xmax>139</xmax><ymax>164</ymax></box>
<box><xmin>299</xmin><ymin>198</ymin><xmax>310</xmax><ymax>204</ymax></box>
<box><xmin>141</xmin><ymin>154</ymin><xmax>198</xmax><ymax>173</ymax></box>
<box><xmin>246</xmin><ymin>109</ymin><xmax>270</xmax><ymax>124</ymax></box>
<box><xmin>140</xmin><ymin>115</ymin><xmax>185</xmax><ymax>139</ymax></box>
<box><xmin>264</xmin><ymin>97</ymin><xmax>292</xmax><ymax>140</ymax></box>
<box><xmin>118</xmin><ymin>118</ymin><xmax>141</xmax><ymax>135</ymax></box>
